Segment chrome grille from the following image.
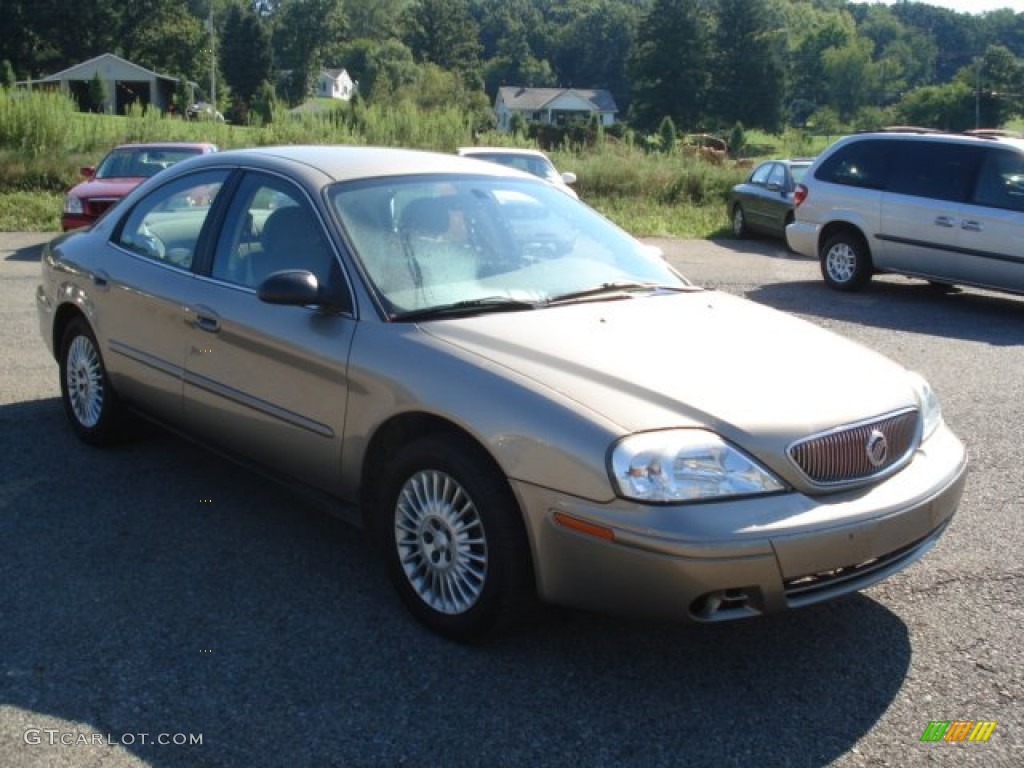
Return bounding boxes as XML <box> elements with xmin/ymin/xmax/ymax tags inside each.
<box><xmin>788</xmin><ymin>409</ymin><xmax>919</xmax><ymax>486</ymax></box>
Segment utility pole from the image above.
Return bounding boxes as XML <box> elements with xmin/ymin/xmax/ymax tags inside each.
<box><xmin>975</xmin><ymin>57</ymin><xmax>982</xmax><ymax>129</ymax></box>
<box><xmin>207</xmin><ymin>6</ymin><xmax>216</xmax><ymax>108</ymax></box>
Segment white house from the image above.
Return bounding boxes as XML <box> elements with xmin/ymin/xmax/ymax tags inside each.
<box><xmin>316</xmin><ymin>68</ymin><xmax>355</xmax><ymax>100</ymax></box>
<box><xmin>18</xmin><ymin>53</ymin><xmax>184</xmax><ymax>115</ymax></box>
<box><xmin>494</xmin><ymin>87</ymin><xmax>618</xmax><ymax>132</ymax></box>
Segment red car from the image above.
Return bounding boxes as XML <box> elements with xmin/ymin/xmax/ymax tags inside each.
<box><xmin>61</xmin><ymin>142</ymin><xmax>218</xmax><ymax>231</ymax></box>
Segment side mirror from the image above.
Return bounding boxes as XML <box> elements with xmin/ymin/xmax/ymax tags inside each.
<box><xmin>80</xmin><ymin>166</ymin><xmax>95</xmax><ymax>178</ymax></box>
<box><xmin>561</xmin><ymin>171</ymin><xmax>578</xmax><ymax>186</ymax></box>
<box><xmin>257</xmin><ymin>270</ymin><xmax>351</xmax><ymax>313</ymax></box>
<box><xmin>258</xmin><ymin>270</ymin><xmax>321</xmax><ymax>306</ymax></box>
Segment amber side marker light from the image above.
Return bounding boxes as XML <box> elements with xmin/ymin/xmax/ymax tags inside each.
<box><xmin>553</xmin><ymin>512</ymin><xmax>616</xmax><ymax>541</ymax></box>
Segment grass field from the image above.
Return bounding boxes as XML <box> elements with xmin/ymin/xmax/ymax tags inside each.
<box><xmin>0</xmin><ymin>89</ymin><xmax>837</xmax><ymax>235</ymax></box>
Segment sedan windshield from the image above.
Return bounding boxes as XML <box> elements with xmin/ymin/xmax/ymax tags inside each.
<box><xmin>94</xmin><ymin>148</ymin><xmax>202</xmax><ymax>179</ymax></box>
<box><xmin>330</xmin><ymin>175</ymin><xmax>689</xmax><ymax>319</ymax></box>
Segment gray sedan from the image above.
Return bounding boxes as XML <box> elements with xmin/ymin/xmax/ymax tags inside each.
<box><xmin>37</xmin><ymin>146</ymin><xmax>966</xmax><ymax>641</ymax></box>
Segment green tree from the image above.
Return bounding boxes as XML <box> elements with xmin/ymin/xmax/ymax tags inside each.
<box><xmin>629</xmin><ymin>0</ymin><xmax>711</xmax><ymax>133</ymax></box>
<box><xmin>220</xmin><ymin>3</ymin><xmax>273</xmax><ymax>107</ymax></box>
<box><xmin>708</xmin><ymin>0</ymin><xmax>785</xmax><ymax>132</ymax></box>
<box><xmin>0</xmin><ymin>59</ymin><xmax>15</xmax><ymax>89</ymax></box>
<box><xmin>88</xmin><ymin>71</ymin><xmax>107</xmax><ymax>113</ymax></box>
<box><xmin>822</xmin><ymin>37</ymin><xmax>878</xmax><ymax>121</ymax></box>
<box><xmin>403</xmin><ymin>0</ymin><xmax>482</xmax><ymax>75</ymax></box>
<box><xmin>272</xmin><ymin>0</ymin><xmax>347</xmax><ymax>105</ymax></box>
<box><xmin>658</xmin><ymin>115</ymin><xmax>677</xmax><ymax>154</ymax></box>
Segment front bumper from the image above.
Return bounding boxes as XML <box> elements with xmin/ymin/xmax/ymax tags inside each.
<box><xmin>515</xmin><ymin>423</ymin><xmax>967</xmax><ymax>622</ymax></box>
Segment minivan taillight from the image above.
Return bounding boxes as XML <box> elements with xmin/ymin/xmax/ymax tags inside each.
<box><xmin>793</xmin><ymin>183</ymin><xmax>808</xmax><ymax>208</ymax></box>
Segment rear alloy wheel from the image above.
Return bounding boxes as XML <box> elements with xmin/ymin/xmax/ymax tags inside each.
<box><xmin>731</xmin><ymin>205</ymin><xmax>748</xmax><ymax>238</ymax></box>
<box><xmin>820</xmin><ymin>231</ymin><xmax>873</xmax><ymax>291</ymax></box>
<box><xmin>380</xmin><ymin>434</ymin><xmax>533</xmax><ymax>642</ymax></box>
<box><xmin>59</xmin><ymin>317</ymin><xmax>123</xmax><ymax>444</ymax></box>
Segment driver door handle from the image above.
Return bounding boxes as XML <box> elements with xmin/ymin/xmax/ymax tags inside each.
<box><xmin>186</xmin><ymin>305</ymin><xmax>221</xmax><ymax>333</ymax></box>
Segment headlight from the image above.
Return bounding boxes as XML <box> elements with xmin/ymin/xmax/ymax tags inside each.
<box><xmin>63</xmin><ymin>196</ymin><xmax>84</xmax><ymax>214</ymax></box>
<box><xmin>909</xmin><ymin>372</ymin><xmax>942</xmax><ymax>440</ymax></box>
<box><xmin>610</xmin><ymin>429</ymin><xmax>785</xmax><ymax>502</ymax></box>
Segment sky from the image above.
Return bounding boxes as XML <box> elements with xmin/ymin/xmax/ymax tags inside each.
<box><xmin>884</xmin><ymin>0</ymin><xmax>1024</xmax><ymax>13</ymax></box>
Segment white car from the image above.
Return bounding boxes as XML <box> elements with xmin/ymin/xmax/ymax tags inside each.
<box><xmin>456</xmin><ymin>147</ymin><xmax>578</xmax><ymax>198</ymax></box>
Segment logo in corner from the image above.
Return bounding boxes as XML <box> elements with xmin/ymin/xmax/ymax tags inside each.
<box><xmin>920</xmin><ymin>720</ymin><xmax>996</xmax><ymax>742</ymax></box>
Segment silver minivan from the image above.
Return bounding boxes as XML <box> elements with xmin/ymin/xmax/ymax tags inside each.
<box><xmin>786</xmin><ymin>130</ymin><xmax>1024</xmax><ymax>293</ymax></box>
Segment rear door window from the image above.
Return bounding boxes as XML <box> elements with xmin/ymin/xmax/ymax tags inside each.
<box><xmin>888</xmin><ymin>141</ymin><xmax>983</xmax><ymax>202</ymax></box>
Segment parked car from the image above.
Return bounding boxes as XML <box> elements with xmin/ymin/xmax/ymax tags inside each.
<box><xmin>787</xmin><ymin>129</ymin><xmax>1024</xmax><ymax>293</ymax></box>
<box><xmin>62</xmin><ymin>142</ymin><xmax>219</xmax><ymax>231</ymax></box>
<box><xmin>38</xmin><ymin>145</ymin><xmax>967</xmax><ymax>641</ymax></box>
<box><xmin>728</xmin><ymin>158</ymin><xmax>813</xmax><ymax>240</ymax></box>
<box><xmin>456</xmin><ymin>146</ymin><xmax>578</xmax><ymax>197</ymax></box>
<box><xmin>185</xmin><ymin>102</ymin><xmax>225</xmax><ymax>122</ymax></box>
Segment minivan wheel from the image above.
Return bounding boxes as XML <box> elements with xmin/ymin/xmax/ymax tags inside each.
<box><xmin>731</xmin><ymin>205</ymin><xmax>748</xmax><ymax>238</ymax></box>
<box><xmin>59</xmin><ymin>317</ymin><xmax>123</xmax><ymax>444</ymax></box>
<box><xmin>821</xmin><ymin>231</ymin><xmax>872</xmax><ymax>291</ymax></box>
<box><xmin>379</xmin><ymin>434</ymin><xmax>534</xmax><ymax>642</ymax></box>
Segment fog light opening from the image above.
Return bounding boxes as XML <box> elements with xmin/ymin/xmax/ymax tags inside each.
<box><xmin>690</xmin><ymin>587</ymin><xmax>761</xmax><ymax>621</ymax></box>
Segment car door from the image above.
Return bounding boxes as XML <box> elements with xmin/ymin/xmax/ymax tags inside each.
<box><xmin>101</xmin><ymin>169</ymin><xmax>231</xmax><ymax>423</ymax></box>
<box><xmin>182</xmin><ymin>170</ymin><xmax>357</xmax><ymax>493</ymax></box>
<box><xmin>879</xmin><ymin>141</ymin><xmax>984</xmax><ymax>279</ymax></box>
<box><xmin>741</xmin><ymin>162</ymin><xmax>773</xmax><ymax>231</ymax></box>
<box><xmin>760</xmin><ymin>163</ymin><xmax>791</xmax><ymax>234</ymax></box>
<box><xmin>959</xmin><ymin>146</ymin><xmax>1024</xmax><ymax>292</ymax></box>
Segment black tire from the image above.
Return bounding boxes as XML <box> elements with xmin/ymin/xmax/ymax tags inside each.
<box><xmin>731</xmin><ymin>204</ymin><xmax>748</xmax><ymax>238</ymax></box>
<box><xmin>820</xmin><ymin>230</ymin><xmax>873</xmax><ymax>291</ymax></box>
<box><xmin>59</xmin><ymin>317</ymin><xmax>123</xmax><ymax>445</ymax></box>
<box><xmin>379</xmin><ymin>433</ymin><xmax>534</xmax><ymax>642</ymax></box>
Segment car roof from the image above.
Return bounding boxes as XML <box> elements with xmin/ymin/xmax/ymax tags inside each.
<box><xmin>112</xmin><ymin>142</ymin><xmax>218</xmax><ymax>151</ymax></box>
<box><xmin>456</xmin><ymin>146</ymin><xmax>548</xmax><ymax>158</ymax></box>
<box><xmin>191</xmin><ymin>145</ymin><xmax>521</xmax><ymax>183</ymax></box>
<box><xmin>843</xmin><ymin>130</ymin><xmax>1024</xmax><ymax>151</ymax></box>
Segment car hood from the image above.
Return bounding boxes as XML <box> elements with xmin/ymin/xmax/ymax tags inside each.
<box><xmin>67</xmin><ymin>178</ymin><xmax>143</xmax><ymax>199</ymax></box>
<box><xmin>420</xmin><ymin>291</ymin><xmax>917</xmax><ymax>444</ymax></box>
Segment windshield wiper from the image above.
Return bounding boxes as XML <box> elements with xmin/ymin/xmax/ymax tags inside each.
<box><xmin>546</xmin><ymin>281</ymin><xmax>696</xmax><ymax>305</ymax></box>
<box><xmin>391</xmin><ymin>296</ymin><xmax>540</xmax><ymax>322</ymax></box>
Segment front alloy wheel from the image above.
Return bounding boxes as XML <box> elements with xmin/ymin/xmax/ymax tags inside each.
<box><xmin>395</xmin><ymin>468</ymin><xmax>488</xmax><ymax>616</ymax></box>
<box><xmin>381</xmin><ymin>434</ymin><xmax>534</xmax><ymax>642</ymax></box>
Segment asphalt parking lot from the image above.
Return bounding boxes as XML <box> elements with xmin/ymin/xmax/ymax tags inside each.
<box><xmin>1</xmin><ymin>231</ymin><xmax>1021</xmax><ymax>767</ymax></box>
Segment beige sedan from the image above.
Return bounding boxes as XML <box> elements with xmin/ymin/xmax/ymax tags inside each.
<box><xmin>37</xmin><ymin>146</ymin><xmax>967</xmax><ymax>641</ymax></box>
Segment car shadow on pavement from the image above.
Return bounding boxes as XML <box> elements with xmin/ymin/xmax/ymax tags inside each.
<box><xmin>711</xmin><ymin>235</ymin><xmax>808</xmax><ymax>261</ymax></box>
<box><xmin>747</xmin><ymin>278</ymin><xmax>1024</xmax><ymax>346</ymax></box>
<box><xmin>2</xmin><ymin>397</ymin><xmax>911</xmax><ymax>768</ymax></box>
<box><xmin>3</xmin><ymin>241</ymin><xmax>48</xmax><ymax>263</ymax></box>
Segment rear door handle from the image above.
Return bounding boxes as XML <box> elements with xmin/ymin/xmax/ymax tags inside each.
<box><xmin>961</xmin><ymin>220</ymin><xmax>982</xmax><ymax>232</ymax></box>
<box><xmin>934</xmin><ymin>216</ymin><xmax>957</xmax><ymax>228</ymax></box>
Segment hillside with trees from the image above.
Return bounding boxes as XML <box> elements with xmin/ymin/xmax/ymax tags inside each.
<box><xmin>0</xmin><ymin>0</ymin><xmax>1021</xmax><ymax>135</ymax></box>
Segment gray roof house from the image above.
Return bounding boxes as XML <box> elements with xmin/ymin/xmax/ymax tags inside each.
<box><xmin>494</xmin><ymin>87</ymin><xmax>618</xmax><ymax>132</ymax></box>
<box><xmin>18</xmin><ymin>53</ymin><xmax>185</xmax><ymax>115</ymax></box>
